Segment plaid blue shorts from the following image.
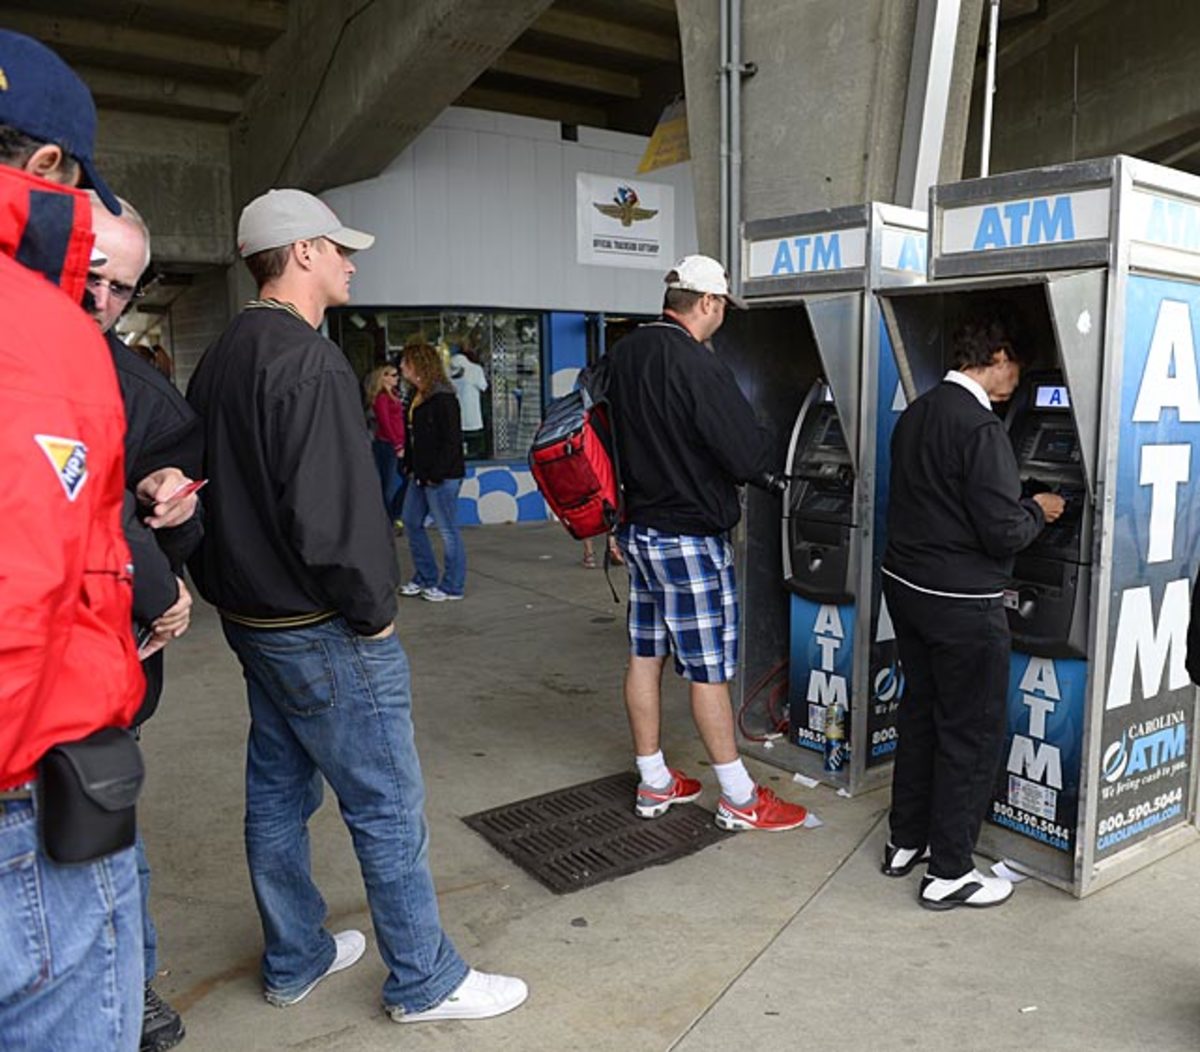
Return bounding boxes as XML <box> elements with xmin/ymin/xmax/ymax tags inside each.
<box><xmin>617</xmin><ymin>524</ymin><xmax>739</xmax><ymax>683</ymax></box>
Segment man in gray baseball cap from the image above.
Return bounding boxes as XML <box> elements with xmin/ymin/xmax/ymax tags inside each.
<box><xmin>236</xmin><ymin>188</ymin><xmax>374</xmax><ymax>257</ymax></box>
<box><xmin>186</xmin><ymin>189</ymin><xmax>528</xmax><ymax>1024</ymax></box>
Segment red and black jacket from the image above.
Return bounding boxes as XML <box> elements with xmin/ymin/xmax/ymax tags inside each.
<box><xmin>0</xmin><ymin>165</ymin><xmax>143</xmax><ymax>788</ymax></box>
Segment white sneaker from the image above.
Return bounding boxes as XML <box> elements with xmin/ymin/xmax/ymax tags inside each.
<box><xmin>423</xmin><ymin>587</ymin><xmax>462</xmax><ymax>602</ymax></box>
<box><xmin>387</xmin><ymin>968</ymin><xmax>529</xmax><ymax>1023</ymax></box>
<box><xmin>398</xmin><ymin>581</ymin><xmax>424</xmax><ymax>597</ymax></box>
<box><xmin>919</xmin><ymin>869</ymin><xmax>1013</xmax><ymax>911</ymax></box>
<box><xmin>265</xmin><ymin>929</ymin><xmax>366</xmax><ymax>1006</ymax></box>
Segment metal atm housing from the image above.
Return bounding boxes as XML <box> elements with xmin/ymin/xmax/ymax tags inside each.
<box><xmin>720</xmin><ymin>203</ymin><xmax>927</xmax><ymax>796</ymax></box>
<box><xmin>878</xmin><ymin>157</ymin><xmax>1200</xmax><ymax>896</ymax></box>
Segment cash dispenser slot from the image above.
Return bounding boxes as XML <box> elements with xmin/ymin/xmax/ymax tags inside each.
<box><xmin>782</xmin><ymin>381</ymin><xmax>856</xmax><ymax>603</ymax></box>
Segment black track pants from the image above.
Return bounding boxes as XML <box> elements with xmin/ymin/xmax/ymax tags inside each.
<box><xmin>884</xmin><ymin>576</ymin><xmax>1011</xmax><ymax>879</ymax></box>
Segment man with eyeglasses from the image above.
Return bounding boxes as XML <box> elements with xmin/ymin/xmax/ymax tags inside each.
<box><xmin>88</xmin><ymin>190</ymin><xmax>203</xmax><ymax>1052</ymax></box>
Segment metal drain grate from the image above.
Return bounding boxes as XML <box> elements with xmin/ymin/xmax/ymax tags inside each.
<box><xmin>463</xmin><ymin>772</ymin><xmax>731</xmax><ymax>894</ymax></box>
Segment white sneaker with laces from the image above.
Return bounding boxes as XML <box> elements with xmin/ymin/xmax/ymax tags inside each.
<box><xmin>919</xmin><ymin>868</ymin><xmax>1013</xmax><ymax>911</ymax></box>
<box><xmin>422</xmin><ymin>587</ymin><xmax>449</xmax><ymax>602</ymax></box>
<box><xmin>265</xmin><ymin>929</ymin><xmax>366</xmax><ymax>1007</ymax></box>
<box><xmin>387</xmin><ymin>969</ymin><xmax>529</xmax><ymax>1023</ymax></box>
<box><xmin>398</xmin><ymin>581</ymin><xmax>424</xmax><ymax>597</ymax></box>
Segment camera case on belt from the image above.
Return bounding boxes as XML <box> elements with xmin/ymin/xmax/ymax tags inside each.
<box><xmin>38</xmin><ymin>727</ymin><xmax>144</xmax><ymax>865</ymax></box>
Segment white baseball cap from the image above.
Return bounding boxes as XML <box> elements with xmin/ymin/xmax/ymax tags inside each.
<box><xmin>237</xmin><ymin>188</ymin><xmax>375</xmax><ymax>258</ymax></box>
<box><xmin>664</xmin><ymin>254</ymin><xmax>746</xmax><ymax>309</ymax></box>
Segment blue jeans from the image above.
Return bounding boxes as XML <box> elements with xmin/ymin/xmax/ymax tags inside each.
<box><xmin>371</xmin><ymin>439</ymin><xmax>406</xmax><ymax>520</ymax></box>
<box><xmin>221</xmin><ymin>618</ymin><xmax>468</xmax><ymax>1012</ymax></box>
<box><xmin>402</xmin><ymin>479</ymin><xmax>465</xmax><ymax>596</ymax></box>
<box><xmin>135</xmin><ymin>831</ymin><xmax>158</xmax><ymax>980</ymax></box>
<box><xmin>0</xmin><ymin>798</ymin><xmax>143</xmax><ymax>1051</ymax></box>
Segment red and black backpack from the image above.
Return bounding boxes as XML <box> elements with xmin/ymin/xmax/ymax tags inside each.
<box><xmin>528</xmin><ymin>367</ymin><xmax>622</xmax><ymax>541</ymax></box>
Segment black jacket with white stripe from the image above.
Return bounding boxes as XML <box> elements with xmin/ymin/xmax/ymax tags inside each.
<box><xmin>883</xmin><ymin>381</ymin><xmax>1044</xmax><ymax>596</ymax></box>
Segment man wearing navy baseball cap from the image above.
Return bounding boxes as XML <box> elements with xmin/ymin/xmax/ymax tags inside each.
<box><xmin>0</xmin><ymin>29</ymin><xmax>148</xmax><ymax>1052</ymax></box>
<box><xmin>0</xmin><ymin>28</ymin><xmax>122</xmax><ymax>213</ymax></box>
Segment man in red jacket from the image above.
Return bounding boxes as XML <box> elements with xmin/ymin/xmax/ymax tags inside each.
<box><xmin>0</xmin><ymin>30</ymin><xmax>147</xmax><ymax>1052</ymax></box>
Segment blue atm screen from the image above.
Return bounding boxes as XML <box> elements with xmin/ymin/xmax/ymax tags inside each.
<box><xmin>1035</xmin><ymin>385</ymin><xmax>1070</xmax><ymax>409</ymax></box>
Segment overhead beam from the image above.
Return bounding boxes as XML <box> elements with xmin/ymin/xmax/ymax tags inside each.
<box><xmin>81</xmin><ymin>66</ymin><xmax>244</xmax><ymax>122</ymax></box>
<box><xmin>233</xmin><ymin>0</ymin><xmax>556</xmax><ymax>204</ymax></box>
<box><xmin>492</xmin><ymin>51</ymin><xmax>641</xmax><ymax>98</ymax></box>
<box><xmin>628</xmin><ymin>0</ymin><xmax>679</xmax><ymax>14</ymax></box>
<box><xmin>0</xmin><ymin>0</ymin><xmax>287</xmax><ymax>43</ymax></box>
<box><xmin>530</xmin><ymin>9</ymin><xmax>679</xmax><ymax>62</ymax></box>
<box><xmin>457</xmin><ymin>86</ymin><xmax>609</xmax><ymax>128</ymax></box>
<box><xmin>0</xmin><ymin>9</ymin><xmax>264</xmax><ymax>82</ymax></box>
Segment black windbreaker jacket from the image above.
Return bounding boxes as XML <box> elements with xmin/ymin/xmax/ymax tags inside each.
<box><xmin>186</xmin><ymin>306</ymin><xmax>398</xmax><ymax>635</ymax></box>
<box><xmin>599</xmin><ymin>316</ymin><xmax>772</xmax><ymax>536</ymax></box>
<box><xmin>110</xmin><ymin>331</ymin><xmax>204</xmax><ymax>726</ymax></box>
<box><xmin>884</xmin><ymin>381</ymin><xmax>1045</xmax><ymax>594</ymax></box>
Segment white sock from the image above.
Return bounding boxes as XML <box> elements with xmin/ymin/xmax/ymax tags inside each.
<box><xmin>635</xmin><ymin>751</ymin><xmax>672</xmax><ymax>789</ymax></box>
<box><xmin>713</xmin><ymin>759</ymin><xmax>756</xmax><ymax>805</ymax></box>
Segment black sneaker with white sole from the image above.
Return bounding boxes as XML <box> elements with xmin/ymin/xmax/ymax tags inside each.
<box><xmin>919</xmin><ymin>868</ymin><xmax>1013</xmax><ymax>911</ymax></box>
<box><xmin>881</xmin><ymin>841</ymin><xmax>930</xmax><ymax>877</ymax></box>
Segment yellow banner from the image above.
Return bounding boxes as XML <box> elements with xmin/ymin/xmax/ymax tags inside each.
<box><xmin>637</xmin><ymin>98</ymin><xmax>690</xmax><ymax>174</ymax></box>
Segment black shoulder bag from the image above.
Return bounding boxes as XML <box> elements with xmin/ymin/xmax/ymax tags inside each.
<box><xmin>38</xmin><ymin>727</ymin><xmax>144</xmax><ymax>865</ymax></box>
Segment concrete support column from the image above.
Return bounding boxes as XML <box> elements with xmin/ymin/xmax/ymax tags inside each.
<box><xmin>678</xmin><ymin>0</ymin><xmax>984</xmax><ymax>255</ymax></box>
<box><xmin>168</xmin><ymin>272</ymin><xmax>233</xmax><ymax>391</ymax></box>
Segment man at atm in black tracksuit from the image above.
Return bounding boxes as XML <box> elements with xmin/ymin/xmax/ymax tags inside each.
<box><xmin>879</xmin><ymin>309</ymin><xmax>1065</xmax><ymax>911</ymax></box>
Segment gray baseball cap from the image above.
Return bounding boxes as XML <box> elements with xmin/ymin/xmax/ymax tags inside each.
<box><xmin>237</xmin><ymin>188</ymin><xmax>375</xmax><ymax>257</ymax></box>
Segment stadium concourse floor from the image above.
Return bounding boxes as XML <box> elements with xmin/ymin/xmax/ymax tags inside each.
<box><xmin>146</xmin><ymin>522</ymin><xmax>1200</xmax><ymax>1052</ymax></box>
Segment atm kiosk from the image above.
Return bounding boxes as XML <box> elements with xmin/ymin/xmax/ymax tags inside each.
<box><xmin>879</xmin><ymin>156</ymin><xmax>1200</xmax><ymax>896</ymax></box>
<box><xmin>717</xmin><ymin>203</ymin><xmax>926</xmax><ymax>795</ymax></box>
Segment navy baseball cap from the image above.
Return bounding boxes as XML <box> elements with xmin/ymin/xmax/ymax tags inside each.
<box><xmin>0</xmin><ymin>30</ymin><xmax>120</xmax><ymax>214</ymax></box>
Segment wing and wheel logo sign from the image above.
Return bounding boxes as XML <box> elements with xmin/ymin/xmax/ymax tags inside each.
<box><xmin>593</xmin><ymin>185</ymin><xmax>658</xmax><ymax>227</ymax></box>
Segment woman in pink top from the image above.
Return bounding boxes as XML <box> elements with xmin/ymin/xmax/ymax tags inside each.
<box><xmin>365</xmin><ymin>365</ymin><xmax>407</xmax><ymax>525</ymax></box>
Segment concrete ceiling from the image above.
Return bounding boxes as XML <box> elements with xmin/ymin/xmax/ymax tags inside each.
<box><xmin>0</xmin><ymin>0</ymin><xmax>682</xmax><ymax>135</ymax></box>
<box><xmin>0</xmin><ymin>0</ymin><xmax>286</xmax><ymax>122</ymax></box>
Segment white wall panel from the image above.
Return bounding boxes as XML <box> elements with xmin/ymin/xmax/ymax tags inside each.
<box><xmin>325</xmin><ymin>107</ymin><xmax>698</xmax><ymax>314</ymax></box>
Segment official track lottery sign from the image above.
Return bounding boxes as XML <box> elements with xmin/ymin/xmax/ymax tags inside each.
<box><xmin>576</xmin><ymin>173</ymin><xmax>674</xmax><ymax>270</ymax></box>
<box><xmin>1095</xmin><ymin>275</ymin><xmax>1200</xmax><ymax>859</ymax></box>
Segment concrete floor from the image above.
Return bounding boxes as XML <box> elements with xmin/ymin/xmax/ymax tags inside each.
<box><xmin>143</xmin><ymin>522</ymin><xmax>1200</xmax><ymax>1052</ymax></box>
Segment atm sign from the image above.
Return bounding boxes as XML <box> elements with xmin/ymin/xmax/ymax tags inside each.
<box><xmin>940</xmin><ymin>188</ymin><xmax>1110</xmax><ymax>255</ymax></box>
<box><xmin>746</xmin><ymin>227</ymin><xmax>867</xmax><ymax>279</ymax></box>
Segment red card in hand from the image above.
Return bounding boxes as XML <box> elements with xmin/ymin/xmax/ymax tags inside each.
<box><xmin>164</xmin><ymin>478</ymin><xmax>208</xmax><ymax>504</ymax></box>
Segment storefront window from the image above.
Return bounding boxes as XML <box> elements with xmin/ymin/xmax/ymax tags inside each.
<box><xmin>328</xmin><ymin>307</ymin><xmax>543</xmax><ymax>462</ymax></box>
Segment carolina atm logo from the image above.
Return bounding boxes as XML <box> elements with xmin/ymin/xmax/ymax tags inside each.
<box><xmin>593</xmin><ymin>185</ymin><xmax>658</xmax><ymax>227</ymax></box>
<box><xmin>35</xmin><ymin>434</ymin><xmax>88</xmax><ymax>501</ymax></box>
<box><xmin>1102</xmin><ymin>710</ymin><xmax>1188</xmax><ymax>784</ymax></box>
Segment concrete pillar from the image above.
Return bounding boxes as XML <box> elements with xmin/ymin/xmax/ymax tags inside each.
<box><xmin>167</xmin><ymin>272</ymin><xmax>232</xmax><ymax>391</ymax></box>
<box><xmin>677</xmin><ymin>0</ymin><xmax>984</xmax><ymax>256</ymax></box>
<box><xmin>95</xmin><ymin>111</ymin><xmax>233</xmax><ymax>268</ymax></box>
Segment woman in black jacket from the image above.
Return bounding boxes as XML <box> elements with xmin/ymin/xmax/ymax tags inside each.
<box><xmin>398</xmin><ymin>343</ymin><xmax>467</xmax><ymax>601</ymax></box>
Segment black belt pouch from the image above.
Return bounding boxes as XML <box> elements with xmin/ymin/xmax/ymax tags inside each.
<box><xmin>37</xmin><ymin>727</ymin><xmax>144</xmax><ymax>864</ymax></box>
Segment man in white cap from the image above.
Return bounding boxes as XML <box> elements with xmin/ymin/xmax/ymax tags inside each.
<box><xmin>597</xmin><ymin>255</ymin><xmax>810</xmax><ymax>832</ymax></box>
<box><xmin>187</xmin><ymin>189</ymin><xmax>527</xmax><ymax>1023</ymax></box>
